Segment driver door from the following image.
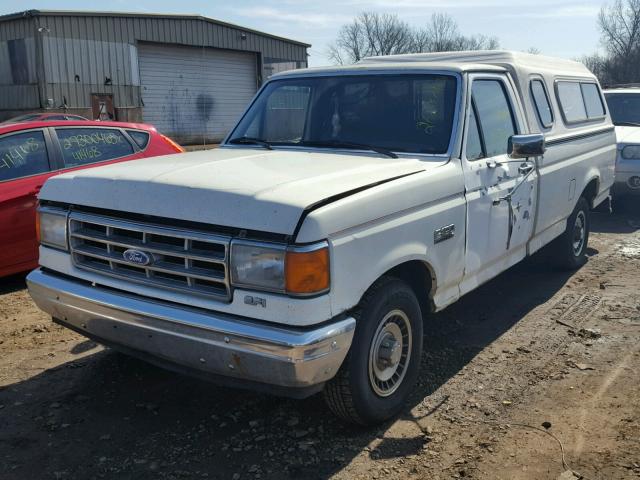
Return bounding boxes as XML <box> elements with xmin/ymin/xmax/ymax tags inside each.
<box><xmin>460</xmin><ymin>74</ymin><xmax>538</xmax><ymax>294</ymax></box>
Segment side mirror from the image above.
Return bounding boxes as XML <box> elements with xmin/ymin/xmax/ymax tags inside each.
<box><xmin>508</xmin><ymin>134</ymin><xmax>546</xmax><ymax>159</ymax></box>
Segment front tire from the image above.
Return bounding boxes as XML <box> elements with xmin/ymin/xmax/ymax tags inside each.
<box><xmin>553</xmin><ymin>196</ymin><xmax>590</xmax><ymax>270</ymax></box>
<box><xmin>323</xmin><ymin>277</ymin><xmax>423</xmax><ymax>425</ymax></box>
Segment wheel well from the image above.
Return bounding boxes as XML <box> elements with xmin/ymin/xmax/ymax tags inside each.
<box><xmin>385</xmin><ymin>261</ymin><xmax>435</xmax><ymax>316</ymax></box>
<box><xmin>582</xmin><ymin>178</ymin><xmax>599</xmax><ymax>209</ymax></box>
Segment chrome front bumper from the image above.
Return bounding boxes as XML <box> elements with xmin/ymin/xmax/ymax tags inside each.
<box><xmin>27</xmin><ymin>269</ymin><xmax>355</xmax><ymax>396</ymax></box>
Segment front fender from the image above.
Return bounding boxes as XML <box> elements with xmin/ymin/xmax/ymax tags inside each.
<box><xmin>296</xmin><ymin>161</ymin><xmax>467</xmax><ymax>316</ymax></box>
<box><xmin>326</xmin><ymin>197</ymin><xmax>466</xmax><ymax>316</ymax></box>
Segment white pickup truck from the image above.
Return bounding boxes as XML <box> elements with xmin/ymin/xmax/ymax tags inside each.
<box><xmin>28</xmin><ymin>51</ymin><xmax>615</xmax><ymax>425</ymax></box>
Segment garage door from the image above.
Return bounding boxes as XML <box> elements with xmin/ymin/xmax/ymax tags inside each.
<box><xmin>138</xmin><ymin>43</ymin><xmax>257</xmax><ymax>144</ymax></box>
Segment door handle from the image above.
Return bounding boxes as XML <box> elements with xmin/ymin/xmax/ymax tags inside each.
<box><xmin>518</xmin><ymin>163</ymin><xmax>534</xmax><ymax>175</ymax></box>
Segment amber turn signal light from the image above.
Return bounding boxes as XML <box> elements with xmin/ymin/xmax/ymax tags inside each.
<box><xmin>35</xmin><ymin>210</ymin><xmax>41</xmax><ymax>244</ymax></box>
<box><xmin>285</xmin><ymin>247</ymin><xmax>330</xmax><ymax>295</ymax></box>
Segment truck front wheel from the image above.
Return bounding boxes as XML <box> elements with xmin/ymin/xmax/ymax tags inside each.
<box><xmin>323</xmin><ymin>277</ymin><xmax>423</xmax><ymax>425</ymax></box>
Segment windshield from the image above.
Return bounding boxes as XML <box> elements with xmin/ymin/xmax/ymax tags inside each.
<box><xmin>604</xmin><ymin>93</ymin><xmax>640</xmax><ymax>125</ymax></box>
<box><xmin>227</xmin><ymin>74</ymin><xmax>458</xmax><ymax>155</ymax></box>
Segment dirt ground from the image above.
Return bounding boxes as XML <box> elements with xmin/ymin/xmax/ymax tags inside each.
<box><xmin>1</xmin><ymin>201</ymin><xmax>639</xmax><ymax>480</ymax></box>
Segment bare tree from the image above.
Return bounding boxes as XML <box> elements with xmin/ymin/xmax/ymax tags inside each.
<box><xmin>363</xmin><ymin>12</ymin><xmax>415</xmax><ymax>56</ymax></box>
<box><xmin>328</xmin><ymin>11</ymin><xmax>499</xmax><ymax>65</ymax></box>
<box><xmin>414</xmin><ymin>14</ymin><xmax>498</xmax><ymax>53</ymax></box>
<box><xmin>424</xmin><ymin>13</ymin><xmax>461</xmax><ymax>51</ymax></box>
<box><xmin>328</xmin><ymin>12</ymin><xmax>414</xmax><ymax>64</ymax></box>
<box><xmin>410</xmin><ymin>28</ymin><xmax>430</xmax><ymax>53</ymax></box>
<box><xmin>581</xmin><ymin>53</ymin><xmax>608</xmax><ymax>80</ymax></box>
<box><xmin>459</xmin><ymin>34</ymin><xmax>500</xmax><ymax>51</ymax></box>
<box><xmin>599</xmin><ymin>0</ymin><xmax>640</xmax><ymax>58</ymax></box>
<box><xmin>589</xmin><ymin>0</ymin><xmax>640</xmax><ymax>83</ymax></box>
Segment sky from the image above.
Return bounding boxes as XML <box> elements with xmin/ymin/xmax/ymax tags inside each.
<box><xmin>0</xmin><ymin>0</ymin><xmax>609</xmax><ymax>65</ymax></box>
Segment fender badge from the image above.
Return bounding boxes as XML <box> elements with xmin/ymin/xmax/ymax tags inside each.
<box><xmin>434</xmin><ymin>224</ymin><xmax>455</xmax><ymax>244</ymax></box>
<box><xmin>244</xmin><ymin>295</ymin><xmax>266</xmax><ymax>308</ymax></box>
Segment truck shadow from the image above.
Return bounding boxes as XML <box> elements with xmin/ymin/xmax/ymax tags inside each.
<box><xmin>1</xmin><ymin>214</ymin><xmax>622</xmax><ymax>480</ymax></box>
<box><xmin>591</xmin><ymin>197</ymin><xmax>640</xmax><ymax>234</ymax></box>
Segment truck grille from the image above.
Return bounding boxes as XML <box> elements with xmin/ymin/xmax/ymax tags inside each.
<box><xmin>69</xmin><ymin>212</ymin><xmax>230</xmax><ymax>301</ymax></box>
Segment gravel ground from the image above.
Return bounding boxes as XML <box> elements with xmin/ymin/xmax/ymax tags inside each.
<box><xmin>1</xmin><ymin>200</ymin><xmax>639</xmax><ymax>480</ymax></box>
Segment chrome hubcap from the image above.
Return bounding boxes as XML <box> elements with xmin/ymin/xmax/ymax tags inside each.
<box><xmin>572</xmin><ymin>211</ymin><xmax>586</xmax><ymax>256</ymax></box>
<box><xmin>368</xmin><ymin>309</ymin><xmax>412</xmax><ymax>397</ymax></box>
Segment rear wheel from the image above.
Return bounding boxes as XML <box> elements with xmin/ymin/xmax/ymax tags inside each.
<box><xmin>323</xmin><ymin>277</ymin><xmax>423</xmax><ymax>425</ymax></box>
<box><xmin>553</xmin><ymin>197</ymin><xmax>590</xmax><ymax>270</ymax></box>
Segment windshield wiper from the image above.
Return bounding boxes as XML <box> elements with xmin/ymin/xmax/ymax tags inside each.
<box><xmin>228</xmin><ymin>136</ymin><xmax>273</xmax><ymax>150</ymax></box>
<box><xmin>301</xmin><ymin>140</ymin><xmax>398</xmax><ymax>159</ymax></box>
<box><xmin>614</xmin><ymin>121</ymin><xmax>640</xmax><ymax>127</ymax></box>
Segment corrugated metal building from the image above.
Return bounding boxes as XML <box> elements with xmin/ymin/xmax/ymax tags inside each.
<box><xmin>0</xmin><ymin>10</ymin><xmax>309</xmax><ymax>143</ymax></box>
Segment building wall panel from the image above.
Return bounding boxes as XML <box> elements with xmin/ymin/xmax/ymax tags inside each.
<box><xmin>0</xmin><ymin>11</ymin><xmax>308</xmax><ymax>121</ymax></box>
<box><xmin>45</xmin><ymin>83</ymin><xmax>139</xmax><ymax>108</ymax></box>
<box><xmin>36</xmin><ymin>13</ymin><xmax>308</xmax><ymax>61</ymax></box>
<box><xmin>0</xmin><ymin>85</ymin><xmax>39</xmax><ymax>109</ymax></box>
<box><xmin>138</xmin><ymin>42</ymin><xmax>257</xmax><ymax>143</ymax></box>
<box><xmin>42</xmin><ymin>37</ymin><xmax>140</xmax><ymax>86</ymax></box>
<box><xmin>0</xmin><ymin>17</ymin><xmax>32</xmax><ymax>41</ymax></box>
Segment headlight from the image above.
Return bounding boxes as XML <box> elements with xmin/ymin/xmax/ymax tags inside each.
<box><xmin>231</xmin><ymin>241</ymin><xmax>286</xmax><ymax>291</ymax></box>
<box><xmin>622</xmin><ymin>145</ymin><xmax>640</xmax><ymax>159</ymax></box>
<box><xmin>36</xmin><ymin>207</ymin><xmax>68</xmax><ymax>250</ymax></box>
<box><xmin>230</xmin><ymin>240</ymin><xmax>330</xmax><ymax>295</ymax></box>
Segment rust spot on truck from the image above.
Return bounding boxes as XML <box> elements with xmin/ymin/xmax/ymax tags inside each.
<box><xmin>230</xmin><ymin>353</ymin><xmax>247</xmax><ymax>375</ymax></box>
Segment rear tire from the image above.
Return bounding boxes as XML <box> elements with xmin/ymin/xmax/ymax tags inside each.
<box><xmin>323</xmin><ymin>276</ymin><xmax>423</xmax><ymax>425</ymax></box>
<box><xmin>553</xmin><ymin>196</ymin><xmax>590</xmax><ymax>270</ymax></box>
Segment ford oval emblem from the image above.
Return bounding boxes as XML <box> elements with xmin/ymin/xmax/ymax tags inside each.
<box><xmin>122</xmin><ymin>249</ymin><xmax>153</xmax><ymax>266</ymax></box>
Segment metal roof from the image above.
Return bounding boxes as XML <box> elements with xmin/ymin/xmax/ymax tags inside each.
<box><xmin>0</xmin><ymin>9</ymin><xmax>311</xmax><ymax>47</ymax></box>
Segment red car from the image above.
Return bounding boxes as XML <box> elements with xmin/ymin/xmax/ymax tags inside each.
<box><xmin>0</xmin><ymin>120</ymin><xmax>185</xmax><ymax>278</ymax></box>
<box><xmin>2</xmin><ymin>112</ymin><xmax>89</xmax><ymax>123</ymax></box>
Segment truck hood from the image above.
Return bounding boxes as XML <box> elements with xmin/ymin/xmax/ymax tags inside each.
<box><xmin>41</xmin><ymin>148</ymin><xmax>436</xmax><ymax>236</ymax></box>
<box><xmin>615</xmin><ymin>126</ymin><xmax>640</xmax><ymax>144</ymax></box>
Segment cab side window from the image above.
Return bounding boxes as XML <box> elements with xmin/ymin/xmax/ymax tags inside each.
<box><xmin>556</xmin><ymin>81</ymin><xmax>605</xmax><ymax>124</ymax></box>
<box><xmin>556</xmin><ymin>82</ymin><xmax>587</xmax><ymax>123</ymax></box>
<box><xmin>0</xmin><ymin>131</ymin><xmax>50</xmax><ymax>182</ymax></box>
<box><xmin>530</xmin><ymin>79</ymin><xmax>554</xmax><ymax>128</ymax></box>
<box><xmin>467</xmin><ymin>80</ymin><xmax>516</xmax><ymax>159</ymax></box>
<box><xmin>56</xmin><ymin>128</ymin><xmax>134</xmax><ymax>168</ymax></box>
<box><xmin>581</xmin><ymin>83</ymin><xmax>605</xmax><ymax>118</ymax></box>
